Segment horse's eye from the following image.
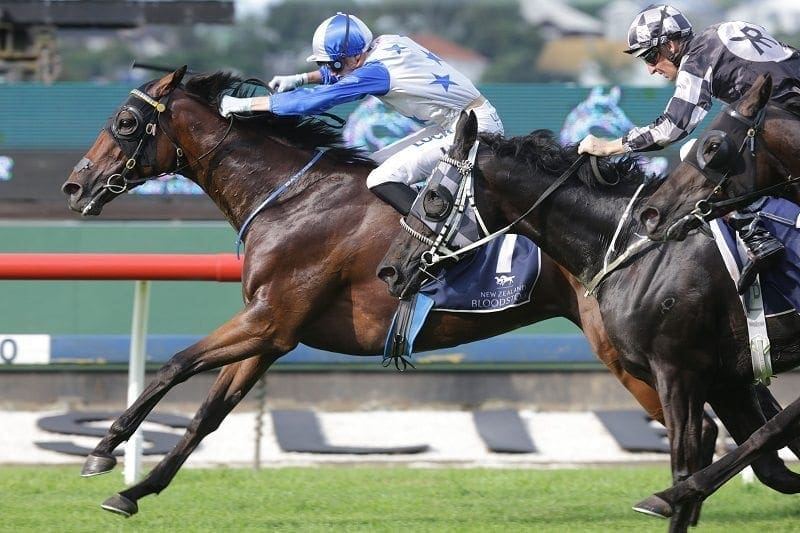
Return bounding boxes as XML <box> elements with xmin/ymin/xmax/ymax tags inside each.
<box><xmin>117</xmin><ymin>116</ymin><xmax>138</xmax><ymax>136</ymax></box>
<box><xmin>113</xmin><ymin>108</ymin><xmax>141</xmax><ymax>137</ymax></box>
<box><xmin>119</xmin><ymin>118</ymin><xmax>136</xmax><ymax>130</ymax></box>
<box><xmin>702</xmin><ymin>138</ymin><xmax>731</xmax><ymax>171</ymax></box>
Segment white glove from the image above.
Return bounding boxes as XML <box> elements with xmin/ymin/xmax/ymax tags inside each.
<box><xmin>219</xmin><ymin>95</ymin><xmax>253</xmax><ymax>118</ymax></box>
<box><xmin>268</xmin><ymin>73</ymin><xmax>308</xmax><ymax>93</ymax></box>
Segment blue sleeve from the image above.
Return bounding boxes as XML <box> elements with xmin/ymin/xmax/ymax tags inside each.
<box><xmin>270</xmin><ymin>61</ymin><xmax>391</xmax><ymax>116</ymax></box>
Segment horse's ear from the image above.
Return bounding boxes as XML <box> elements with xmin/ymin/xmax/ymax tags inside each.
<box><xmin>737</xmin><ymin>73</ymin><xmax>772</xmax><ymax>118</ymax></box>
<box><xmin>151</xmin><ymin>65</ymin><xmax>188</xmax><ymax>99</ymax></box>
<box><xmin>454</xmin><ymin>111</ymin><xmax>470</xmax><ymax>134</ymax></box>
<box><xmin>452</xmin><ymin>111</ymin><xmax>478</xmax><ymax>156</ymax></box>
<box><xmin>464</xmin><ymin>110</ymin><xmax>478</xmax><ymax>144</ymax></box>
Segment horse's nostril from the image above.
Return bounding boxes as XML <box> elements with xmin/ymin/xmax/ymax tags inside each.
<box><xmin>378</xmin><ymin>266</ymin><xmax>398</xmax><ymax>283</ymax></box>
<box><xmin>641</xmin><ymin>206</ymin><xmax>661</xmax><ymax>232</ymax></box>
<box><xmin>62</xmin><ymin>182</ymin><xmax>81</xmax><ymax>196</ymax></box>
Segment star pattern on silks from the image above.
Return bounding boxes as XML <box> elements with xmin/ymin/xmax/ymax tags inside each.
<box><xmin>430</xmin><ymin>73</ymin><xmax>459</xmax><ymax>92</ymax></box>
<box><xmin>384</xmin><ymin>44</ymin><xmax>406</xmax><ymax>55</ymax></box>
<box><xmin>424</xmin><ymin>51</ymin><xmax>443</xmax><ymax>65</ymax></box>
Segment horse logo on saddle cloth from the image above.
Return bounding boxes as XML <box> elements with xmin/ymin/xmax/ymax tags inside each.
<box><xmin>384</xmin><ymin>143</ymin><xmax>541</xmax><ymax>366</ymax></box>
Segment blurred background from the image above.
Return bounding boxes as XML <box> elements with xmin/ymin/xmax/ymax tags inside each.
<box><xmin>1</xmin><ymin>0</ymin><xmax>798</xmax><ymax>411</ymax></box>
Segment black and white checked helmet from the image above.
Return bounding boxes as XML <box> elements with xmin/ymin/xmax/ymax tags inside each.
<box><xmin>625</xmin><ymin>4</ymin><xmax>692</xmax><ymax>57</ymax></box>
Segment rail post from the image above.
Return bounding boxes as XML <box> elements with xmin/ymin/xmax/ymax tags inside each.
<box><xmin>124</xmin><ymin>280</ymin><xmax>150</xmax><ymax>484</ymax></box>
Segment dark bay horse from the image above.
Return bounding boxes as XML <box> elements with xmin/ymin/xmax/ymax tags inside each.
<box><xmin>640</xmin><ymin>73</ymin><xmax>800</xmax><ymax>241</ymax></box>
<box><xmin>378</xmin><ymin>111</ymin><xmax>800</xmax><ymax>532</ymax></box>
<box><xmin>60</xmin><ymin>67</ymin><xmax>675</xmax><ymax>517</ymax></box>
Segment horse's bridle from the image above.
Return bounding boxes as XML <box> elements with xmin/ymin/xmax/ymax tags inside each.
<box><xmin>682</xmin><ymin>104</ymin><xmax>800</xmax><ymax>224</ymax></box>
<box><xmin>401</xmin><ymin>147</ymin><xmax>590</xmax><ymax>271</ymax></box>
<box><xmin>83</xmin><ymin>84</ymin><xmax>233</xmax><ymax>215</ymax></box>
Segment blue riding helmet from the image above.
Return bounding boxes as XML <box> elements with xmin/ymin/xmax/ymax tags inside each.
<box><xmin>306</xmin><ymin>12</ymin><xmax>374</xmax><ymax>64</ymax></box>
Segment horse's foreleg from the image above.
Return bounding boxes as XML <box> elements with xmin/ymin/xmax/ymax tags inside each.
<box><xmin>633</xmin><ymin>369</ymin><xmax>707</xmax><ymax>532</ymax></box>
<box><xmin>99</xmin><ymin>356</ymin><xmax>277</xmax><ymax>517</ymax></box>
<box><xmin>82</xmin><ymin>300</ymin><xmax>289</xmax><ymax>476</ymax></box>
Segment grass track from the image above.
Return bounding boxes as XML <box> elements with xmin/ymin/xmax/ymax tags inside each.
<box><xmin>3</xmin><ymin>465</ymin><xmax>800</xmax><ymax>532</ymax></box>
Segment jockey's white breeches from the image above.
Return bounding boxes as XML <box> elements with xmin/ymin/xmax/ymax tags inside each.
<box><xmin>365</xmin><ymin>100</ymin><xmax>504</xmax><ymax>189</ymax></box>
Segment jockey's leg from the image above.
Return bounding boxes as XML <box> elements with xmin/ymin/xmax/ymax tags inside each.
<box><xmin>730</xmin><ymin>203</ymin><xmax>784</xmax><ymax>294</ymax></box>
<box><xmin>370</xmin><ymin>182</ymin><xmax>417</xmax><ymax>215</ymax></box>
<box><xmin>367</xmin><ymin>127</ymin><xmax>452</xmax><ymax>215</ymax></box>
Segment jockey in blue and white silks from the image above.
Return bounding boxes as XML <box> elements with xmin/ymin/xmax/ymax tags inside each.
<box><xmin>219</xmin><ymin>12</ymin><xmax>503</xmax><ymax>215</ymax></box>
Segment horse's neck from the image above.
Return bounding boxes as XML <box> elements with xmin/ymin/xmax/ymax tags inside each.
<box><xmin>508</xmin><ymin>178</ymin><xmax>635</xmax><ymax>285</ymax></box>
<box><xmin>183</xmin><ymin>134</ymin><xmax>366</xmax><ymax>231</ymax></box>
<box><xmin>767</xmin><ymin>105</ymin><xmax>800</xmax><ymax>176</ymax></box>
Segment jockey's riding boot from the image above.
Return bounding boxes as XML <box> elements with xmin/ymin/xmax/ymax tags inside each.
<box><xmin>370</xmin><ymin>182</ymin><xmax>418</xmax><ymax>216</ymax></box>
<box><xmin>735</xmin><ymin>218</ymin><xmax>785</xmax><ymax>294</ymax></box>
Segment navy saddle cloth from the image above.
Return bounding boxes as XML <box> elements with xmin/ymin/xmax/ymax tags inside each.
<box><xmin>384</xmin><ymin>233</ymin><xmax>541</xmax><ymax>359</ymax></box>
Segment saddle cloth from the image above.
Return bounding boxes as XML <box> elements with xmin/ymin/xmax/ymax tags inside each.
<box><xmin>421</xmin><ymin>233</ymin><xmax>541</xmax><ymax>313</ymax></box>
<box><xmin>384</xmin><ymin>233</ymin><xmax>541</xmax><ymax>359</ymax></box>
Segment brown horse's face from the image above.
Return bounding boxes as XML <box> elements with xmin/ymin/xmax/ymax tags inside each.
<box><xmin>61</xmin><ymin>67</ymin><xmax>187</xmax><ymax>216</ymax></box>
<box><xmin>639</xmin><ymin>73</ymin><xmax>786</xmax><ymax>241</ymax></box>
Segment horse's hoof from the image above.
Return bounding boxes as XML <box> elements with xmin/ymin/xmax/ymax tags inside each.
<box><xmin>80</xmin><ymin>454</ymin><xmax>117</xmax><ymax>477</ymax></box>
<box><xmin>100</xmin><ymin>494</ymin><xmax>138</xmax><ymax>517</ymax></box>
<box><xmin>632</xmin><ymin>495</ymin><xmax>673</xmax><ymax>518</ymax></box>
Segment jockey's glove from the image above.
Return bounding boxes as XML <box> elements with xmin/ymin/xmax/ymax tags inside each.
<box><xmin>268</xmin><ymin>73</ymin><xmax>308</xmax><ymax>93</ymax></box>
<box><xmin>219</xmin><ymin>95</ymin><xmax>271</xmax><ymax>117</ymax></box>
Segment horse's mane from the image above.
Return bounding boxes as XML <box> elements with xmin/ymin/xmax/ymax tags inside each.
<box><xmin>183</xmin><ymin>71</ymin><xmax>375</xmax><ymax>166</ymax></box>
<box><xmin>478</xmin><ymin>129</ymin><xmax>658</xmax><ymax>193</ymax></box>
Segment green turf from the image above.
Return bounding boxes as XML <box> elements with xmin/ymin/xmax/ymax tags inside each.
<box><xmin>3</xmin><ymin>465</ymin><xmax>800</xmax><ymax>532</ymax></box>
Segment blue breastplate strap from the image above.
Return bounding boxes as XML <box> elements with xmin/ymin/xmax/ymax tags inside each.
<box><xmin>235</xmin><ymin>149</ymin><xmax>326</xmax><ymax>258</ymax></box>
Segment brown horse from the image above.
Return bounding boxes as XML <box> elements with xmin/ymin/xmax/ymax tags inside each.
<box><xmin>59</xmin><ymin>67</ymin><xmax>676</xmax><ymax>517</ymax></box>
<box><xmin>640</xmin><ymin>73</ymin><xmax>800</xmax><ymax>241</ymax></box>
<box><xmin>378</xmin><ymin>110</ymin><xmax>800</xmax><ymax>532</ymax></box>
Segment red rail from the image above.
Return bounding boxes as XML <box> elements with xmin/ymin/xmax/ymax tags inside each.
<box><xmin>0</xmin><ymin>253</ymin><xmax>242</xmax><ymax>281</ymax></box>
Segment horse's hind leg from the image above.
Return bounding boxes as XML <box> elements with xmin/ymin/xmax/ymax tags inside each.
<box><xmin>636</xmin><ymin>384</ymin><xmax>800</xmax><ymax>522</ymax></box>
<box><xmin>713</xmin><ymin>385</ymin><xmax>800</xmax><ymax>494</ymax></box>
<box><xmin>82</xmin><ymin>301</ymin><xmax>290</xmax><ymax>476</ymax></box>
<box><xmin>99</xmin><ymin>355</ymin><xmax>277</xmax><ymax>517</ymax></box>
<box><xmin>644</xmin><ymin>391</ymin><xmax>800</xmax><ymax>521</ymax></box>
<box><xmin>755</xmin><ymin>383</ymin><xmax>800</xmax><ymax>459</ymax></box>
